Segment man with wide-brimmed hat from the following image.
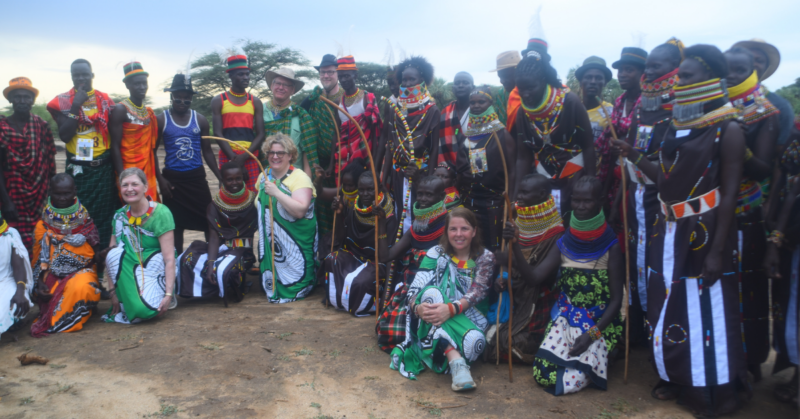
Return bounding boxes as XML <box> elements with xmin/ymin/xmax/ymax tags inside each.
<box><xmin>490</xmin><ymin>51</ymin><xmax>521</xmax><ymax>127</ymax></box>
<box><xmin>47</xmin><ymin>59</ymin><xmax>119</xmax><ymax>252</ymax></box>
<box><xmin>0</xmin><ymin>77</ymin><xmax>57</xmax><ymax>251</ymax></box>
<box><xmin>109</xmin><ymin>61</ymin><xmax>161</xmax><ymax>202</ymax></box>
<box><xmin>575</xmin><ymin>56</ymin><xmax>614</xmax><ymax>147</ymax></box>
<box><xmin>262</xmin><ymin>67</ymin><xmax>318</xmax><ymax>178</ymax></box>
<box><xmin>733</xmin><ymin>38</ymin><xmax>795</xmax><ymax>145</ymax></box>
<box><xmin>154</xmin><ymin>73</ymin><xmax>216</xmax><ymax>252</ymax></box>
<box><xmin>211</xmin><ymin>55</ymin><xmax>266</xmax><ymax>191</ymax></box>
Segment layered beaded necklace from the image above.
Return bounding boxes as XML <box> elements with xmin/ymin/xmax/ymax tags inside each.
<box><xmin>464</xmin><ymin>106</ymin><xmax>505</xmax><ymax>137</ymax></box>
<box><xmin>556</xmin><ymin>210</ymin><xmax>618</xmax><ymax>263</ymax></box>
<box><xmin>671</xmin><ymin>78</ymin><xmax>738</xmax><ymax>130</ymax></box>
<box><xmin>515</xmin><ymin>196</ymin><xmax>564</xmax><ymax>247</ymax></box>
<box><xmin>354</xmin><ymin>192</ymin><xmax>394</xmax><ymax>226</ymax></box>
<box><xmin>396</xmin><ymin>82</ymin><xmax>433</xmax><ymax>112</ymax></box>
<box><xmin>228</xmin><ymin>89</ymin><xmax>247</xmax><ymax>98</ymax></box>
<box><xmin>640</xmin><ymin>69</ymin><xmax>678</xmax><ymax>111</ymax></box>
<box><xmin>522</xmin><ymin>84</ymin><xmax>565</xmax><ymax>143</ymax></box>
<box><xmin>342</xmin><ymin>187</ymin><xmax>358</xmax><ymax>208</ymax></box>
<box><xmin>43</xmin><ymin>197</ymin><xmax>88</xmax><ymax>234</ymax></box>
<box><xmin>728</xmin><ymin>71</ymin><xmax>778</xmax><ymax>125</ymax></box>
<box><xmin>121</xmin><ymin>98</ymin><xmax>149</xmax><ymax>122</ymax></box>
<box><xmin>411</xmin><ymin>200</ymin><xmax>447</xmax><ymax>242</ymax></box>
<box><xmin>213</xmin><ymin>186</ymin><xmax>255</xmax><ymax>212</ymax></box>
<box><xmin>343</xmin><ymin>88</ymin><xmax>362</xmax><ymax>108</ymax></box>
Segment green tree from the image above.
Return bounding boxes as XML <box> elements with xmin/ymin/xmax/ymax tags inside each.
<box><xmin>428</xmin><ymin>78</ymin><xmax>454</xmax><ymax>108</ymax></box>
<box><xmin>775</xmin><ymin>77</ymin><xmax>800</xmax><ymax>116</ymax></box>
<box><xmin>187</xmin><ymin>39</ymin><xmax>315</xmax><ymax>118</ymax></box>
<box><xmin>355</xmin><ymin>61</ymin><xmax>392</xmax><ymax>100</ymax></box>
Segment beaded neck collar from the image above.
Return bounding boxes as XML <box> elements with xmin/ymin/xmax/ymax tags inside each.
<box><xmin>515</xmin><ymin>196</ymin><xmax>564</xmax><ymax>246</ymax></box>
<box><xmin>640</xmin><ymin>68</ymin><xmax>678</xmax><ymax>111</ymax></box>
<box><xmin>671</xmin><ymin>78</ymin><xmax>738</xmax><ymax>130</ymax></box>
<box><xmin>412</xmin><ymin>199</ymin><xmax>447</xmax><ymax>232</ymax></box>
<box><xmin>464</xmin><ymin>106</ymin><xmax>505</xmax><ymax>137</ymax></box>
<box><xmin>43</xmin><ymin>198</ymin><xmax>89</xmax><ymax>234</ymax></box>
<box><xmin>728</xmin><ymin>72</ymin><xmax>779</xmax><ymax>125</ymax></box>
<box><xmin>397</xmin><ymin>82</ymin><xmax>432</xmax><ymax>111</ymax></box>
<box><xmin>214</xmin><ymin>186</ymin><xmax>255</xmax><ymax>212</ymax></box>
<box><xmin>354</xmin><ymin>193</ymin><xmax>394</xmax><ymax>226</ymax></box>
<box><xmin>126</xmin><ymin>200</ymin><xmax>156</xmax><ymax>226</ymax></box>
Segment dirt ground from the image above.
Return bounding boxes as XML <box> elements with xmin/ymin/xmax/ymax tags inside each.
<box><xmin>0</xmin><ymin>146</ymin><xmax>797</xmax><ymax>419</ymax></box>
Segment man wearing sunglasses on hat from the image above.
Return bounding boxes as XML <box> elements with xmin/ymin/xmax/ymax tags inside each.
<box><xmin>154</xmin><ymin>73</ymin><xmax>217</xmax><ymax>253</ymax></box>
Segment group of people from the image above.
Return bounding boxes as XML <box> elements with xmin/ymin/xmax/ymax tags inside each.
<box><xmin>1</xmin><ymin>25</ymin><xmax>799</xmax><ymax>418</ymax></box>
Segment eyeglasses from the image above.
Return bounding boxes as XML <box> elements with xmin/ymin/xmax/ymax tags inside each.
<box><xmin>266</xmin><ymin>151</ymin><xmax>288</xmax><ymax>157</ymax></box>
<box><xmin>171</xmin><ymin>97</ymin><xmax>192</xmax><ymax>105</ymax></box>
<box><xmin>272</xmin><ymin>81</ymin><xmax>294</xmax><ymax>90</ymax></box>
<box><xmin>319</xmin><ymin>71</ymin><xmax>336</xmax><ymax>76</ymax></box>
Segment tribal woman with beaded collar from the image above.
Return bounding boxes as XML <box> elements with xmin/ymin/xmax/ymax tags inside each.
<box><xmin>485</xmin><ymin>174</ymin><xmax>564</xmax><ymax>364</ymax></box>
<box><xmin>457</xmin><ymin>85</ymin><xmax>515</xmax><ymax>250</ymax></box>
<box><xmin>176</xmin><ymin>163</ymin><xmax>257</xmax><ymax>304</ymax></box>
<box><xmin>377</xmin><ymin>176</ymin><xmax>449</xmax><ymax>351</ymax></box>
<box><xmin>724</xmin><ymin>46</ymin><xmax>780</xmax><ymax>379</ymax></box>
<box><xmin>30</xmin><ymin>173</ymin><xmax>103</xmax><ymax>337</ymax></box>
<box><xmin>529</xmin><ymin>176</ymin><xmax>623</xmax><ymax>395</ymax></box>
<box><xmin>379</xmin><ymin>56</ymin><xmax>442</xmax><ymax>239</ymax></box>
<box><xmin>434</xmin><ymin>161</ymin><xmax>462</xmax><ymax>210</ymax></box>
<box><xmin>512</xmin><ymin>54</ymin><xmax>594</xmax><ymax>216</ymax></box>
<box><xmin>613</xmin><ymin>45</ymin><xmax>747</xmax><ymax>417</ymax></box>
<box><xmin>323</xmin><ymin>172</ymin><xmax>398</xmax><ymax>316</ymax></box>
<box><xmin>618</xmin><ymin>38</ymin><xmax>683</xmax><ymax>348</ymax></box>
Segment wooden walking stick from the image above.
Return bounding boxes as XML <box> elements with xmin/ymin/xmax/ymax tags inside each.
<box><xmin>492</xmin><ymin>131</ymin><xmax>514</xmax><ymax>382</ymax></box>
<box><xmin>201</xmin><ymin>136</ymin><xmax>275</xmax><ymax>295</ymax></box>
<box><xmin>318</xmin><ymin>96</ymin><xmax>381</xmax><ymax>320</ymax></box>
<box><xmin>323</xmin><ymin>104</ymin><xmax>342</xmax><ymax>309</ymax></box>
<box><xmin>597</xmin><ymin>99</ymin><xmax>631</xmax><ymax>384</ymax></box>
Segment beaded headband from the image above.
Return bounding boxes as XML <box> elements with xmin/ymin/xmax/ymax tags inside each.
<box><xmin>687</xmin><ymin>56</ymin><xmax>713</xmax><ymax>73</ymax></box>
<box><xmin>470</xmin><ymin>90</ymin><xmax>493</xmax><ymax>100</ymax></box>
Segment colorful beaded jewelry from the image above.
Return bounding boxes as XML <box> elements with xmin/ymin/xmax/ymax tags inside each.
<box><xmin>521</xmin><ymin>84</ymin><xmax>566</xmax><ymax>143</ymax></box>
<box><xmin>228</xmin><ymin>89</ymin><xmax>246</xmax><ymax>98</ymax></box>
<box><xmin>464</xmin><ymin>106</ymin><xmax>505</xmax><ymax>137</ymax></box>
<box><xmin>515</xmin><ymin>196</ymin><xmax>564</xmax><ymax>247</ymax></box>
<box><xmin>213</xmin><ymin>186</ymin><xmax>255</xmax><ymax>212</ymax></box>
<box><xmin>588</xmin><ymin>325</ymin><xmax>602</xmax><ymax>341</ymax></box>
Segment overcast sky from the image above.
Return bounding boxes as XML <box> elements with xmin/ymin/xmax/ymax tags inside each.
<box><xmin>2</xmin><ymin>0</ymin><xmax>798</xmax><ymax>109</ymax></box>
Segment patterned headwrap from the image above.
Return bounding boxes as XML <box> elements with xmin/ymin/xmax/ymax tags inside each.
<box><xmin>122</xmin><ymin>62</ymin><xmax>148</xmax><ymax>82</ymax></box>
<box><xmin>337</xmin><ymin>56</ymin><xmax>358</xmax><ymax>71</ymax></box>
<box><xmin>226</xmin><ymin>55</ymin><xmax>248</xmax><ymax>73</ymax></box>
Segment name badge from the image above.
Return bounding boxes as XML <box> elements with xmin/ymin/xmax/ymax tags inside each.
<box><xmin>75</xmin><ymin>138</ymin><xmax>94</xmax><ymax>161</ymax></box>
<box><xmin>635</xmin><ymin>125</ymin><xmax>653</xmax><ymax>151</ymax></box>
<box><xmin>469</xmin><ymin>148</ymin><xmax>488</xmax><ymax>175</ymax></box>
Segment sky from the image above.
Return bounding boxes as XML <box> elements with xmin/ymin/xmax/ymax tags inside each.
<box><xmin>2</xmin><ymin>0</ymin><xmax>799</xmax><ymax>109</ymax></box>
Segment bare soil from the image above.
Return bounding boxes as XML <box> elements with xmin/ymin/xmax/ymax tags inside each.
<box><xmin>0</xmin><ymin>146</ymin><xmax>794</xmax><ymax>419</ymax></box>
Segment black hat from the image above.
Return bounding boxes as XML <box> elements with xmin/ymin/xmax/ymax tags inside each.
<box><xmin>314</xmin><ymin>54</ymin><xmax>338</xmax><ymax>71</ymax></box>
<box><xmin>575</xmin><ymin>56</ymin><xmax>612</xmax><ymax>82</ymax></box>
<box><xmin>163</xmin><ymin>74</ymin><xmax>195</xmax><ymax>94</ymax></box>
<box><xmin>611</xmin><ymin>47</ymin><xmax>648</xmax><ymax>70</ymax></box>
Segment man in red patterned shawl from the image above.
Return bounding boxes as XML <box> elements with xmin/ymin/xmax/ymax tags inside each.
<box><xmin>0</xmin><ymin>77</ymin><xmax>57</xmax><ymax>251</ymax></box>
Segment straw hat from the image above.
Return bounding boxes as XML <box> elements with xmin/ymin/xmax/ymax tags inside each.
<box><xmin>3</xmin><ymin>77</ymin><xmax>39</xmax><ymax>100</ymax></box>
<box><xmin>265</xmin><ymin>67</ymin><xmax>305</xmax><ymax>92</ymax></box>
<box><xmin>490</xmin><ymin>51</ymin><xmax>522</xmax><ymax>72</ymax></box>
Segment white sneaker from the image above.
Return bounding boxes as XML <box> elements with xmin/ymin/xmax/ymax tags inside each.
<box><xmin>449</xmin><ymin>358</ymin><xmax>476</xmax><ymax>391</ymax></box>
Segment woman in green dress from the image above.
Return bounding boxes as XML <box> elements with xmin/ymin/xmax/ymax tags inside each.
<box><xmin>390</xmin><ymin>207</ymin><xmax>495</xmax><ymax>392</ymax></box>
<box><xmin>257</xmin><ymin>133</ymin><xmax>318</xmax><ymax>303</ymax></box>
<box><xmin>103</xmin><ymin>168</ymin><xmax>177</xmax><ymax>324</ymax></box>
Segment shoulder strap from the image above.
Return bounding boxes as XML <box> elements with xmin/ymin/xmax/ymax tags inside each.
<box><xmin>221</xmin><ymin>92</ymin><xmax>228</xmax><ymax>103</ymax></box>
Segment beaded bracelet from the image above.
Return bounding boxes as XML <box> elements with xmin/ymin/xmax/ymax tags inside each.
<box><xmin>767</xmin><ymin>230</ymin><xmax>785</xmax><ymax>247</ymax></box>
<box><xmin>447</xmin><ymin>303</ymin><xmax>455</xmax><ymax>319</ymax></box>
<box><xmin>629</xmin><ymin>153</ymin><xmax>643</xmax><ymax>165</ymax></box>
<box><xmin>16</xmin><ymin>281</ymin><xmax>26</xmax><ymax>287</ymax></box>
<box><xmin>66</xmin><ymin>113</ymin><xmax>80</xmax><ymax>120</ymax></box>
<box><xmin>588</xmin><ymin>325</ymin><xmax>602</xmax><ymax>341</ymax></box>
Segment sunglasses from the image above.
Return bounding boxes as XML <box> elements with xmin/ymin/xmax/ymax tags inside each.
<box><xmin>171</xmin><ymin>97</ymin><xmax>192</xmax><ymax>105</ymax></box>
<box><xmin>266</xmin><ymin>151</ymin><xmax>288</xmax><ymax>157</ymax></box>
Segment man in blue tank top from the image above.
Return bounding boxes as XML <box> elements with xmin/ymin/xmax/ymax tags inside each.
<box><xmin>156</xmin><ymin>73</ymin><xmax>219</xmax><ymax>252</ymax></box>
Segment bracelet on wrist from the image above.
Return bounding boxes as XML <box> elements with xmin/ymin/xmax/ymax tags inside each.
<box><xmin>447</xmin><ymin>303</ymin><xmax>455</xmax><ymax>319</ymax></box>
<box><xmin>165</xmin><ymin>293</ymin><xmax>173</xmax><ymax>297</ymax></box>
<box><xmin>588</xmin><ymin>325</ymin><xmax>602</xmax><ymax>341</ymax></box>
<box><xmin>16</xmin><ymin>281</ymin><xmax>26</xmax><ymax>288</ymax></box>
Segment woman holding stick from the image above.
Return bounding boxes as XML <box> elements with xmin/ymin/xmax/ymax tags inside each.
<box><xmin>256</xmin><ymin>133</ymin><xmax>318</xmax><ymax>303</ymax></box>
<box><xmin>389</xmin><ymin>208</ymin><xmax>494</xmax><ymax>391</ymax></box>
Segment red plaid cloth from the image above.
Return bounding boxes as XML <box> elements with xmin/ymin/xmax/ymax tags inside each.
<box><xmin>46</xmin><ymin>89</ymin><xmax>115</xmax><ymax>147</ymax></box>
<box><xmin>219</xmin><ymin>149</ymin><xmax>262</xmax><ymax>192</ymax></box>
<box><xmin>596</xmin><ymin>92</ymin><xmax>639</xmax><ymax>185</ymax></box>
<box><xmin>437</xmin><ymin>102</ymin><xmax>460</xmax><ymax>165</ymax></box>
<box><xmin>0</xmin><ymin>115</ymin><xmax>57</xmax><ymax>251</ymax></box>
<box><xmin>335</xmin><ymin>92</ymin><xmax>382</xmax><ymax>176</ymax></box>
<box><xmin>377</xmin><ymin>282</ymin><xmax>409</xmax><ymax>352</ymax></box>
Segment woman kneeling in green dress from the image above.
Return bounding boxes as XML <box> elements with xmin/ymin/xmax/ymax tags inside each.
<box><xmin>103</xmin><ymin>168</ymin><xmax>177</xmax><ymax>324</ymax></box>
<box><xmin>391</xmin><ymin>207</ymin><xmax>495</xmax><ymax>392</ymax></box>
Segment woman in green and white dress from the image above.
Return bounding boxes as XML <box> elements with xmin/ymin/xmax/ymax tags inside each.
<box><xmin>103</xmin><ymin>168</ymin><xmax>176</xmax><ymax>324</ymax></box>
<box><xmin>257</xmin><ymin>133</ymin><xmax>318</xmax><ymax>303</ymax></box>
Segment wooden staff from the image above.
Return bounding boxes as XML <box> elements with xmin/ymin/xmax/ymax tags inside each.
<box><xmin>323</xmin><ymin>104</ymin><xmax>342</xmax><ymax>309</ymax></box>
<box><xmin>491</xmin><ymin>131</ymin><xmax>514</xmax><ymax>382</ymax></box>
<box><xmin>318</xmin><ymin>96</ymin><xmax>381</xmax><ymax>320</ymax></box>
<box><xmin>597</xmin><ymin>98</ymin><xmax>631</xmax><ymax>384</ymax></box>
<box><xmin>202</xmin><ymin>136</ymin><xmax>275</xmax><ymax>295</ymax></box>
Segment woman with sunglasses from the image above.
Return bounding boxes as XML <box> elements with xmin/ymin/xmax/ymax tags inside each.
<box><xmin>256</xmin><ymin>133</ymin><xmax>318</xmax><ymax>303</ymax></box>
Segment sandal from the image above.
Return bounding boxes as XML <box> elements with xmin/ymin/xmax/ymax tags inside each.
<box><xmin>651</xmin><ymin>380</ymin><xmax>680</xmax><ymax>401</ymax></box>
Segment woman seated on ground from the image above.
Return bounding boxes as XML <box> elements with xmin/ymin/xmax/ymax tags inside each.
<box><xmin>103</xmin><ymin>168</ymin><xmax>177</xmax><ymax>324</ymax></box>
<box><xmin>390</xmin><ymin>207</ymin><xmax>494</xmax><ymax>392</ymax></box>
<box><xmin>377</xmin><ymin>176</ymin><xmax>449</xmax><ymax>350</ymax></box>
<box><xmin>433</xmin><ymin>162</ymin><xmax>462</xmax><ymax>210</ymax></box>
<box><xmin>31</xmin><ymin>174</ymin><xmax>103</xmax><ymax>336</ymax></box>
<box><xmin>0</xmin><ymin>211</ymin><xmax>33</xmax><ymax>340</ymax></box>
<box><xmin>529</xmin><ymin>176</ymin><xmax>623</xmax><ymax>395</ymax></box>
<box><xmin>485</xmin><ymin>173</ymin><xmax>564</xmax><ymax>364</ymax></box>
<box><xmin>177</xmin><ymin>163</ymin><xmax>257</xmax><ymax>304</ymax></box>
<box><xmin>323</xmin><ymin>172</ymin><xmax>398</xmax><ymax>316</ymax></box>
<box><xmin>257</xmin><ymin>133</ymin><xmax>318</xmax><ymax>303</ymax></box>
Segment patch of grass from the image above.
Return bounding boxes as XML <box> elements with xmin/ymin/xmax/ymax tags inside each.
<box><xmin>277</xmin><ymin>332</ymin><xmax>293</xmax><ymax>340</ymax></box>
<box><xmin>328</xmin><ymin>349</ymin><xmax>341</xmax><ymax>359</ymax></box>
<box><xmin>310</xmin><ymin>402</ymin><xmax>321</xmax><ymax>408</ymax></box>
<box><xmin>297</xmin><ymin>377</ymin><xmax>318</xmax><ymax>391</ymax></box>
<box><xmin>110</xmin><ymin>333</ymin><xmax>139</xmax><ymax>342</ymax></box>
<box><xmin>52</xmin><ymin>383</ymin><xmax>73</xmax><ymax>395</ymax></box>
<box><xmin>198</xmin><ymin>343</ymin><xmax>222</xmax><ymax>351</ymax></box>
<box><xmin>610</xmin><ymin>398</ymin><xmax>637</xmax><ymax>414</ymax></box>
<box><xmin>19</xmin><ymin>397</ymin><xmax>33</xmax><ymax>406</ymax></box>
<box><xmin>363</xmin><ymin>376</ymin><xmax>380</xmax><ymax>381</ymax></box>
<box><xmin>294</xmin><ymin>348</ymin><xmax>313</xmax><ymax>356</ymax></box>
<box><xmin>144</xmin><ymin>403</ymin><xmax>181</xmax><ymax>417</ymax></box>
<box><xmin>297</xmin><ymin>317</ymin><xmax>306</xmax><ymax>322</ymax></box>
<box><xmin>412</xmin><ymin>398</ymin><xmax>442</xmax><ymax>417</ymax></box>
<box><xmin>593</xmin><ymin>409</ymin><xmax>620</xmax><ymax>419</ymax></box>
<box><xmin>278</xmin><ymin>355</ymin><xmax>291</xmax><ymax>361</ymax></box>
<box><xmin>361</xmin><ymin>345</ymin><xmax>376</xmax><ymax>354</ymax></box>
<box><xmin>49</xmin><ymin>364</ymin><xmax>67</xmax><ymax>369</ymax></box>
